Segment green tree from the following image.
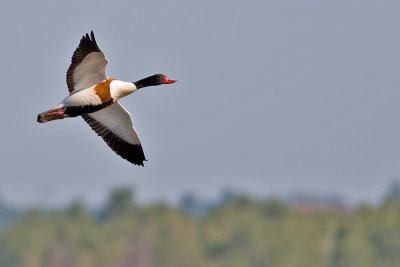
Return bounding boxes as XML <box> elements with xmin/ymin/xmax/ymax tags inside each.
<box><xmin>103</xmin><ymin>188</ymin><xmax>135</xmax><ymax>220</ymax></box>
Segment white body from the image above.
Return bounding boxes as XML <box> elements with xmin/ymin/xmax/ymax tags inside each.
<box><xmin>56</xmin><ymin>80</ymin><xmax>137</xmax><ymax>109</ymax></box>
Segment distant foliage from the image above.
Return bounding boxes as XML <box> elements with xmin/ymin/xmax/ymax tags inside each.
<box><xmin>1</xmin><ymin>188</ymin><xmax>400</xmax><ymax>267</ymax></box>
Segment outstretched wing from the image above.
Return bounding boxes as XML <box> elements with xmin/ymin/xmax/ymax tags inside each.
<box><xmin>67</xmin><ymin>31</ymin><xmax>108</xmax><ymax>94</ymax></box>
<box><xmin>82</xmin><ymin>102</ymin><xmax>146</xmax><ymax>166</ymax></box>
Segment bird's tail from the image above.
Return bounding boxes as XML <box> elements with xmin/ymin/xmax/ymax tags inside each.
<box><xmin>37</xmin><ymin>106</ymin><xmax>67</xmax><ymax>123</ymax></box>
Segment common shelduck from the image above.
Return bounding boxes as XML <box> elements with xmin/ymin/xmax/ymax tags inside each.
<box><xmin>37</xmin><ymin>31</ymin><xmax>176</xmax><ymax>166</ymax></box>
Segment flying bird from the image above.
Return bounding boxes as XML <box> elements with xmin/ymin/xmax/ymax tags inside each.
<box><xmin>37</xmin><ymin>31</ymin><xmax>176</xmax><ymax>166</ymax></box>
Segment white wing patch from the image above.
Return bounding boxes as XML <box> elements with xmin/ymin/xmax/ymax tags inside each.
<box><xmin>66</xmin><ymin>31</ymin><xmax>108</xmax><ymax>94</ymax></box>
<box><xmin>71</xmin><ymin>52</ymin><xmax>108</xmax><ymax>94</ymax></box>
<box><xmin>82</xmin><ymin>102</ymin><xmax>146</xmax><ymax>165</ymax></box>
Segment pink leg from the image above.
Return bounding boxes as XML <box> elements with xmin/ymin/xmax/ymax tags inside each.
<box><xmin>38</xmin><ymin>107</ymin><xmax>67</xmax><ymax>122</ymax></box>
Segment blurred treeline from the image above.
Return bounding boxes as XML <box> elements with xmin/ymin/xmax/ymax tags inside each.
<box><xmin>1</xmin><ymin>187</ymin><xmax>400</xmax><ymax>267</ymax></box>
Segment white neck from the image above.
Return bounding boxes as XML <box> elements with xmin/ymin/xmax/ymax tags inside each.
<box><xmin>110</xmin><ymin>80</ymin><xmax>137</xmax><ymax>100</ymax></box>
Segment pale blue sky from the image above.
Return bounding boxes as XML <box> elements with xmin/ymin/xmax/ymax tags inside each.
<box><xmin>1</xmin><ymin>0</ymin><xmax>400</xmax><ymax>206</ymax></box>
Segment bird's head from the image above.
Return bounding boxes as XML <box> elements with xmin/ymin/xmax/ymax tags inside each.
<box><xmin>134</xmin><ymin>74</ymin><xmax>176</xmax><ymax>89</ymax></box>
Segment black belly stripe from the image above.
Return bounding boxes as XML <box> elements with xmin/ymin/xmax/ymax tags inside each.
<box><xmin>65</xmin><ymin>101</ymin><xmax>113</xmax><ymax>117</ymax></box>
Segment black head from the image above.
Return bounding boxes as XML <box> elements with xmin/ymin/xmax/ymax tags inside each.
<box><xmin>134</xmin><ymin>74</ymin><xmax>176</xmax><ymax>89</ymax></box>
